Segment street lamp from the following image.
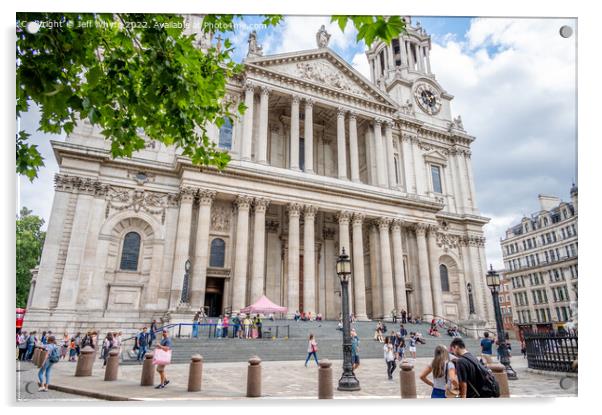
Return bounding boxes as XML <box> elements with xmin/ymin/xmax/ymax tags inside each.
<box><xmin>486</xmin><ymin>265</ymin><xmax>518</xmax><ymax>380</ymax></box>
<box><xmin>336</xmin><ymin>247</ymin><xmax>360</xmax><ymax>391</ymax></box>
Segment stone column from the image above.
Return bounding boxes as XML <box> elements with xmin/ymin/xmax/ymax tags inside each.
<box><xmin>30</xmin><ymin>175</ymin><xmax>73</xmax><ymax>309</ymax></box>
<box><xmin>385</xmin><ymin>121</ymin><xmax>397</xmax><ymax>188</ymax></box>
<box><xmin>257</xmin><ymin>86</ymin><xmax>270</xmax><ymax>164</ymax></box>
<box><xmin>232</xmin><ymin>195</ymin><xmax>252</xmax><ymax>312</ymax></box>
<box><xmin>378</xmin><ymin>218</ymin><xmax>395</xmax><ymax>319</ymax></box>
<box><xmin>351</xmin><ymin>213</ymin><xmax>368</xmax><ymax>320</ymax></box>
<box><xmin>477</xmin><ymin>239</ymin><xmax>494</xmax><ymax>321</ymax></box>
<box><xmin>465</xmin><ymin>150</ymin><xmax>478</xmax><ymax>212</ymax></box>
<box><xmin>290</xmin><ymin>95</ymin><xmax>300</xmax><ymax>170</ymax></box>
<box><xmin>303</xmin><ymin>205</ymin><xmax>318</xmax><ymax>314</ymax></box>
<box><xmin>336</xmin><ymin>107</ymin><xmax>348</xmax><ymax>180</ymax></box>
<box><xmin>348</xmin><ymin>112</ymin><xmax>360</xmax><ymax>182</ymax></box>
<box><xmin>453</xmin><ymin>148</ymin><xmax>469</xmax><ymax>213</ymax></box>
<box><xmin>391</xmin><ymin>220</ymin><xmax>408</xmax><ymax>313</ymax></box>
<box><xmin>323</xmin><ymin>227</ymin><xmax>336</xmax><ymax>319</ymax></box>
<box><xmin>337</xmin><ymin>211</ymin><xmax>353</xmax><ymax>314</ymax></box>
<box><xmin>427</xmin><ymin>225</ymin><xmax>444</xmax><ymax>317</ymax></box>
<box><xmin>241</xmin><ymin>82</ymin><xmax>255</xmax><ymax>161</ymax></box>
<box><xmin>169</xmin><ymin>186</ymin><xmax>196</xmax><ymax>307</ymax></box>
<box><xmin>369</xmin><ymin>223</ymin><xmax>382</xmax><ymax>318</ymax></box>
<box><xmin>190</xmin><ymin>189</ymin><xmax>216</xmax><ymax>308</ymax></box>
<box><xmin>373</xmin><ymin>119</ymin><xmax>388</xmax><ymax>187</ymax></box>
<box><xmin>250</xmin><ymin>198</ymin><xmax>270</xmax><ymax>303</ymax></box>
<box><xmin>57</xmin><ymin>187</ymin><xmax>94</xmax><ymax>310</ymax></box>
<box><xmin>414</xmin><ymin>224</ymin><xmax>434</xmax><ymax>316</ymax></box>
<box><xmin>467</xmin><ymin>236</ymin><xmax>487</xmax><ymax>319</ymax></box>
<box><xmin>425</xmin><ymin>46</ymin><xmax>432</xmax><ymax>74</ymax></box>
<box><xmin>287</xmin><ymin>203</ymin><xmax>302</xmax><ymax>317</ymax></box>
<box><xmin>304</xmin><ymin>99</ymin><xmax>314</xmax><ymax>173</ymax></box>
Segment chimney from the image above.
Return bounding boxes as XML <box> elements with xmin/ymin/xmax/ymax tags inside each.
<box><xmin>537</xmin><ymin>194</ymin><xmax>561</xmax><ymax>212</ymax></box>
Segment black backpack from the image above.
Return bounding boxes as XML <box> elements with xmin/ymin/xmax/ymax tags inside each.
<box><xmin>460</xmin><ymin>353</ymin><xmax>500</xmax><ymax>398</ymax></box>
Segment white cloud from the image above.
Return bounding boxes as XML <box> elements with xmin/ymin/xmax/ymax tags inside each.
<box><xmin>351</xmin><ymin>52</ymin><xmax>371</xmax><ymax>79</ymax></box>
<box><xmin>272</xmin><ymin>16</ymin><xmax>358</xmax><ymax>54</ymax></box>
<box><xmin>483</xmin><ymin>212</ymin><xmax>523</xmax><ymax>268</ymax></box>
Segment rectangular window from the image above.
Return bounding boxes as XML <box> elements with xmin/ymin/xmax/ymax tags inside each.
<box><xmin>431</xmin><ymin>165</ymin><xmax>443</xmax><ymax>194</ymax></box>
<box><xmin>299</xmin><ymin>137</ymin><xmax>305</xmax><ymax>171</ymax></box>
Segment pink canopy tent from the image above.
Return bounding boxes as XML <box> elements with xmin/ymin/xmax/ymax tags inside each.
<box><xmin>240</xmin><ymin>295</ymin><xmax>287</xmax><ymax>314</ymax></box>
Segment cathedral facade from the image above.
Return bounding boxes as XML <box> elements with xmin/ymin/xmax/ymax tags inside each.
<box><xmin>24</xmin><ymin>18</ymin><xmax>494</xmax><ymax>333</ymax></box>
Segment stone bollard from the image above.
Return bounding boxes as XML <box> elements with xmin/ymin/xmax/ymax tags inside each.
<box><xmin>75</xmin><ymin>346</ymin><xmax>95</xmax><ymax>377</ymax></box>
<box><xmin>32</xmin><ymin>347</ymin><xmax>41</xmax><ymax>366</ymax></box>
<box><xmin>187</xmin><ymin>354</ymin><xmax>204</xmax><ymax>392</ymax></box>
<box><xmin>318</xmin><ymin>360</ymin><xmax>333</xmax><ymax>399</ymax></box>
<box><xmin>489</xmin><ymin>363</ymin><xmax>510</xmax><ymax>397</ymax></box>
<box><xmin>140</xmin><ymin>352</ymin><xmax>155</xmax><ymax>386</ymax></box>
<box><xmin>104</xmin><ymin>349</ymin><xmax>120</xmax><ymax>381</ymax></box>
<box><xmin>246</xmin><ymin>356</ymin><xmax>262</xmax><ymax>398</ymax></box>
<box><xmin>399</xmin><ymin>361</ymin><xmax>417</xmax><ymax>399</ymax></box>
<box><xmin>36</xmin><ymin>348</ymin><xmax>48</xmax><ymax>368</ymax></box>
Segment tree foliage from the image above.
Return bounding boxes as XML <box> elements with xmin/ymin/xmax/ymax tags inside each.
<box><xmin>16</xmin><ymin>207</ymin><xmax>45</xmax><ymax>308</ymax></box>
<box><xmin>16</xmin><ymin>13</ymin><xmax>404</xmax><ymax>180</ymax></box>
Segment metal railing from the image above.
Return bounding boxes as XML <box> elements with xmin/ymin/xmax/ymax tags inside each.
<box><xmin>421</xmin><ymin>314</ymin><xmax>498</xmax><ymax>337</ymax></box>
<box><xmin>524</xmin><ymin>331</ymin><xmax>578</xmax><ymax>373</ymax></box>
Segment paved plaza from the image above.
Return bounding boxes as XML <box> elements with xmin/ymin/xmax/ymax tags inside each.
<box><xmin>16</xmin><ymin>353</ymin><xmax>577</xmax><ymax>401</ymax></box>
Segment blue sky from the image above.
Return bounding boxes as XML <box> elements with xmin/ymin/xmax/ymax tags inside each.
<box><xmin>18</xmin><ymin>16</ymin><xmax>577</xmax><ymax>268</ymax></box>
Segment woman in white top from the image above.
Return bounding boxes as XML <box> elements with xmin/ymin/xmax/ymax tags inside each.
<box><xmin>383</xmin><ymin>337</ymin><xmax>396</xmax><ymax>380</ymax></box>
<box><xmin>304</xmin><ymin>334</ymin><xmax>319</xmax><ymax>367</ymax></box>
<box><xmin>216</xmin><ymin>316</ymin><xmax>223</xmax><ymax>339</ymax></box>
<box><xmin>419</xmin><ymin>345</ymin><xmax>458</xmax><ymax>398</ymax></box>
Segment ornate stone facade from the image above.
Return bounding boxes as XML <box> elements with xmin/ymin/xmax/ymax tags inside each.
<box><xmin>24</xmin><ymin>19</ymin><xmax>492</xmax><ymax>335</ymax></box>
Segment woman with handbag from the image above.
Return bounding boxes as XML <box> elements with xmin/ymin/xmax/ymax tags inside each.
<box><xmin>419</xmin><ymin>345</ymin><xmax>459</xmax><ymax>398</ymax></box>
<box><xmin>154</xmin><ymin>329</ymin><xmax>173</xmax><ymax>389</ymax></box>
<box><xmin>304</xmin><ymin>334</ymin><xmax>319</xmax><ymax>367</ymax></box>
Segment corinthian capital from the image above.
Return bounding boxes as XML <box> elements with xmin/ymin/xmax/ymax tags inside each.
<box><xmin>377</xmin><ymin>217</ymin><xmax>392</xmax><ymax>230</ymax></box>
<box><xmin>304</xmin><ymin>204</ymin><xmax>318</xmax><ymax>219</ymax></box>
<box><xmin>260</xmin><ymin>86</ymin><xmax>270</xmax><ymax>97</ymax></box>
<box><xmin>337</xmin><ymin>107</ymin><xmax>347</xmax><ymax>118</ymax></box>
<box><xmin>391</xmin><ymin>218</ymin><xmax>405</xmax><ymax>231</ymax></box>
<box><xmin>179</xmin><ymin>186</ymin><xmax>197</xmax><ymax>202</ymax></box>
<box><xmin>244</xmin><ymin>81</ymin><xmax>255</xmax><ymax>93</ymax></box>
<box><xmin>287</xmin><ymin>202</ymin><xmax>303</xmax><ymax>217</ymax></box>
<box><xmin>336</xmin><ymin>210</ymin><xmax>352</xmax><ymax>225</ymax></box>
<box><xmin>352</xmin><ymin>212</ymin><xmax>365</xmax><ymax>226</ymax></box>
<box><xmin>198</xmin><ymin>189</ymin><xmax>217</xmax><ymax>206</ymax></box>
<box><xmin>254</xmin><ymin>197</ymin><xmax>270</xmax><ymax>212</ymax></box>
<box><xmin>234</xmin><ymin>194</ymin><xmax>253</xmax><ymax>210</ymax></box>
<box><xmin>413</xmin><ymin>222</ymin><xmax>428</xmax><ymax>236</ymax></box>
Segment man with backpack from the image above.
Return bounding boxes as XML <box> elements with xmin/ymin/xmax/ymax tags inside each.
<box><xmin>449</xmin><ymin>337</ymin><xmax>500</xmax><ymax>398</ymax></box>
<box><xmin>137</xmin><ymin>327</ymin><xmax>150</xmax><ymax>361</ymax></box>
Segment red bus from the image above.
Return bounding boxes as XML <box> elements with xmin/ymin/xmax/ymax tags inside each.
<box><xmin>16</xmin><ymin>308</ymin><xmax>26</xmax><ymax>333</ymax></box>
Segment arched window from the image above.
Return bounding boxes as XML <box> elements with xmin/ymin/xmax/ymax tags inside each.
<box><xmin>218</xmin><ymin>118</ymin><xmax>233</xmax><ymax>150</ymax></box>
<box><xmin>439</xmin><ymin>264</ymin><xmax>450</xmax><ymax>292</ymax></box>
<box><xmin>120</xmin><ymin>232</ymin><xmax>141</xmax><ymax>271</ymax></box>
<box><xmin>209</xmin><ymin>238</ymin><xmax>226</xmax><ymax>268</ymax></box>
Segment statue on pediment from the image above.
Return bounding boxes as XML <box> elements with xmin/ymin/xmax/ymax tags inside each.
<box><xmin>316</xmin><ymin>25</ymin><xmax>331</xmax><ymax>48</ymax></box>
<box><xmin>247</xmin><ymin>30</ymin><xmax>263</xmax><ymax>57</ymax></box>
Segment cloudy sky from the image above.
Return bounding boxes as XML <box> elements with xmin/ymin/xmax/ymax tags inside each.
<box><xmin>17</xmin><ymin>15</ymin><xmax>577</xmax><ymax>269</ymax></box>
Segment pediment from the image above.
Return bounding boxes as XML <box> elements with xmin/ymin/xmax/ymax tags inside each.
<box><xmin>246</xmin><ymin>49</ymin><xmax>397</xmax><ymax>107</ymax></box>
<box><xmin>423</xmin><ymin>149</ymin><xmax>448</xmax><ymax>165</ymax></box>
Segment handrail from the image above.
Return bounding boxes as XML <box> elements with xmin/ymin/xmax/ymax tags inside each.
<box><xmin>421</xmin><ymin>314</ymin><xmax>498</xmax><ymax>335</ymax></box>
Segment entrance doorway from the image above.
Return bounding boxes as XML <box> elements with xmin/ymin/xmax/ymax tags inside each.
<box><xmin>204</xmin><ymin>277</ymin><xmax>224</xmax><ymax>317</ymax></box>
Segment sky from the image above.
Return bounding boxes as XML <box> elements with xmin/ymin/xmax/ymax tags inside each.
<box><xmin>17</xmin><ymin>15</ymin><xmax>577</xmax><ymax>269</ymax></box>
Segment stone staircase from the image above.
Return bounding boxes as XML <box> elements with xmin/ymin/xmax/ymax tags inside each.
<box><xmin>121</xmin><ymin>320</ymin><xmax>519</xmax><ymax>364</ymax></box>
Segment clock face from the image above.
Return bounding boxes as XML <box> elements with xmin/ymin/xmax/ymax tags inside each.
<box><xmin>413</xmin><ymin>83</ymin><xmax>442</xmax><ymax>115</ymax></box>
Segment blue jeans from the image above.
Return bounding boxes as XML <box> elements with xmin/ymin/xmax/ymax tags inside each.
<box><xmin>216</xmin><ymin>328</ymin><xmax>222</xmax><ymax>338</ymax></box>
<box><xmin>431</xmin><ymin>388</ymin><xmax>446</xmax><ymax>398</ymax></box>
<box><xmin>233</xmin><ymin>325</ymin><xmax>240</xmax><ymax>337</ymax></box>
<box><xmin>192</xmin><ymin>325</ymin><xmax>199</xmax><ymax>338</ymax></box>
<box><xmin>25</xmin><ymin>344</ymin><xmax>34</xmax><ymax>360</ymax></box>
<box><xmin>305</xmin><ymin>351</ymin><xmax>319</xmax><ymax>366</ymax></box>
<box><xmin>137</xmin><ymin>345</ymin><xmax>148</xmax><ymax>361</ymax></box>
<box><xmin>38</xmin><ymin>360</ymin><xmax>54</xmax><ymax>385</ymax></box>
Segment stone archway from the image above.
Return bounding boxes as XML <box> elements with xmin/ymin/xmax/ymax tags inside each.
<box><xmin>438</xmin><ymin>254</ymin><xmax>463</xmax><ymax>321</ymax></box>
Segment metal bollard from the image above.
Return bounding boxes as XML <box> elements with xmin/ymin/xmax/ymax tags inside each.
<box><xmin>318</xmin><ymin>360</ymin><xmax>333</xmax><ymax>399</ymax></box>
<box><xmin>489</xmin><ymin>363</ymin><xmax>510</xmax><ymax>397</ymax></box>
<box><xmin>75</xmin><ymin>346</ymin><xmax>95</xmax><ymax>377</ymax></box>
<box><xmin>246</xmin><ymin>356</ymin><xmax>262</xmax><ymax>398</ymax></box>
<box><xmin>399</xmin><ymin>361</ymin><xmax>417</xmax><ymax>399</ymax></box>
<box><xmin>188</xmin><ymin>354</ymin><xmax>204</xmax><ymax>392</ymax></box>
<box><xmin>36</xmin><ymin>348</ymin><xmax>48</xmax><ymax>368</ymax></box>
<box><xmin>140</xmin><ymin>352</ymin><xmax>155</xmax><ymax>386</ymax></box>
<box><xmin>32</xmin><ymin>348</ymin><xmax>41</xmax><ymax>366</ymax></box>
<box><xmin>104</xmin><ymin>349</ymin><xmax>120</xmax><ymax>381</ymax></box>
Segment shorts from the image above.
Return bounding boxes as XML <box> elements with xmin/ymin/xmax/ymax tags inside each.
<box><xmin>156</xmin><ymin>364</ymin><xmax>166</xmax><ymax>373</ymax></box>
<box><xmin>352</xmin><ymin>355</ymin><xmax>360</xmax><ymax>364</ymax></box>
<box><xmin>409</xmin><ymin>346</ymin><xmax>416</xmax><ymax>353</ymax></box>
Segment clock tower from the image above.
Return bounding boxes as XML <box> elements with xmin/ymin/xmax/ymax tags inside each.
<box><xmin>366</xmin><ymin>16</ymin><xmax>456</xmax><ymax>130</ymax></box>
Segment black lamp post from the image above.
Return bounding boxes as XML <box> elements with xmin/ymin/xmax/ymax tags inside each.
<box><xmin>486</xmin><ymin>265</ymin><xmax>518</xmax><ymax>380</ymax></box>
<box><xmin>336</xmin><ymin>247</ymin><xmax>360</xmax><ymax>391</ymax></box>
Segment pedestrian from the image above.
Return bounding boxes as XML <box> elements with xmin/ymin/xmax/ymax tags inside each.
<box><xmin>232</xmin><ymin>313</ymin><xmax>241</xmax><ymax>339</ymax></box>
<box><xmin>37</xmin><ymin>335</ymin><xmax>60</xmax><ymax>392</ymax></box>
<box><xmin>408</xmin><ymin>332</ymin><xmax>418</xmax><ymax>360</ymax></box>
<box><xmin>396</xmin><ymin>335</ymin><xmax>406</xmax><ymax>361</ymax></box>
<box><xmin>351</xmin><ymin>329</ymin><xmax>360</xmax><ymax>370</ymax></box>
<box><xmin>216</xmin><ymin>315</ymin><xmax>223</xmax><ymax>338</ymax></box>
<box><xmin>399</xmin><ymin>324</ymin><xmax>408</xmax><ymax>338</ymax></box>
<box><xmin>81</xmin><ymin>331</ymin><xmax>94</xmax><ymax>349</ymax></box>
<box><xmin>243</xmin><ymin>315</ymin><xmax>252</xmax><ymax>339</ymax></box>
<box><xmin>136</xmin><ymin>327</ymin><xmax>149</xmax><ymax>361</ymax></box>
<box><xmin>449</xmin><ymin>337</ymin><xmax>500</xmax><ymax>398</ymax></box>
<box><xmin>25</xmin><ymin>330</ymin><xmax>36</xmax><ymax>360</ymax></box>
<box><xmin>255</xmin><ymin>314</ymin><xmax>262</xmax><ymax>339</ymax></box>
<box><xmin>61</xmin><ymin>332</ymin><xmax>70</xmax><ymax>360</ymax></box>
<box><xmin>480</xmin><ymin>332</ymin><xmax>495</xmax><ymax>363</ymax></box>
<box><xmin>192</xmin><ymin>313</ymin><xmax>200</xmax><ymax>338</ymax></box>
<box><xmin>392</xmin><ymin>309</ymin><xmax>397</xmax><ymax>323</ymax></box>
<box><xmin>384</xmin><ymin>337</ymin><xmax>396</xmax><ymax>380</ymax></box>
<box><xmin>101</xmin><ymin>332</ymin><xmax>114</xmax><ymax>367</ymax></box>
<box><xmin>149</xmin><ymin>319</ymin><xmax>158</xmax><ymax>347</ymax></box>
<box><xmin>401</xmin><ymin>309</ymin><xmax>407</xmax><ymax>324</ymax></box>
<box><xmin>17</xmin><ymin>331</ymin><xmax>28</xmax><ymax>361</ymax></box>
<box><xmin>222</xmin><ymin>314</ymin><xmax>229</xmax><ymax>338</ymax></box>
<box><xmin>40</xmin><ymin>331</ymin><xmax>48</xmax><ymax>345</ymax></box>
<box><xmin>68</xmin><ymin>338</ymin><xmax>77</xmax><ymax>362</ymax></box>
<box><xmin>73</xmin><ymin>332</ymin><xmax>81</xmax><ymax>356</ymax></box>
<box><xmin>520</xmin><ymin>340</ymin><xmax>527</xmax><ymax>358</ymax></box>
<box><xmin>114</xmin><ymin>331</ymin><xmax>122</xmax><ymax>354</ymax></box>
<box><xmin>419</xmin><ymin>345</ymin><xmax>459</xmax><ymax>398</ymax></box>
<box><xmin>304</xmin><ymin>334</ymin><xmax>319</xmax><ymax>367</ymax></box>
<box><xmin>154</xmin><ymin>329</ymin><xmax>173</xmax><ymax>389</ymax></box>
